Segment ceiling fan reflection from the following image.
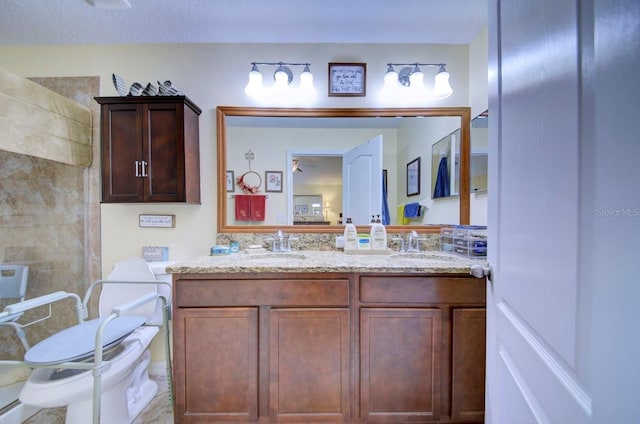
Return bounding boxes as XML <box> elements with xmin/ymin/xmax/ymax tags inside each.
<box><xmin>292</xmin><ymin>159</ymin><xmax>317</xmax><ymax>173</ymax></box>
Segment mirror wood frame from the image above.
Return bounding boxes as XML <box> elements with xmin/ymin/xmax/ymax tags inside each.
<box><xmin>217</xmin><ymin>106</ymin><xmax>471</xmax><ymax>234</ymax></box>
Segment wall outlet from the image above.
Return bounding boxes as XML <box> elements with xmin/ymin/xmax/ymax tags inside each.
<box><xmin>276</xmin><ymin>213</ymin><xmax>287</xmax><ymax>224</ymax></box>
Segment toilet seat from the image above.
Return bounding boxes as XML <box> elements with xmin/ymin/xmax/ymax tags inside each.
<box><xmin>24</xmin><ymin>315</ymin><xmax>146</xmax><ymax>366</ymax></box>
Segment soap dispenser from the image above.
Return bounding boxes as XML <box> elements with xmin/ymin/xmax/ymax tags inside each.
<box><xmin>370</xmin><ymin>215</ymin><xmax>387</xmax><ymax>251</ymax></box>
<box><xmin>343</xmin><ymin>218</ymin><xmax>357</xmax><ymax>251</ymax></box>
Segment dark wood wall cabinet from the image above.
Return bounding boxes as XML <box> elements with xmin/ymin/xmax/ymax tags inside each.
<box><xmin>95</xmin><ymin>96</ymin><xmax>201</xmax><ymax>203</ymax></box>
<box><xmin>172</xmin><ymin>272</ymin><xmax>486</xmax><ymax>423</ymax></box>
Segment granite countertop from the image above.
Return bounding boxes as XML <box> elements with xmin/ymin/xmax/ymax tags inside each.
<box><xmin>166</xmin><ymin>250</ymin><xmax>486</xmax><ymax>275</ymax></box>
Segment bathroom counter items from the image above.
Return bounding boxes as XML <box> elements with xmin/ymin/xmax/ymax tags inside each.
<box><xmin>166</xmin><ymin>250</ymin><xmax>486</xmax><ymax>275</ymax></box>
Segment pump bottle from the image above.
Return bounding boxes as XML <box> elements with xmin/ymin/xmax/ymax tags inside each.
<box><xmin>370</xmin><ymin>214</ymin><xmax>387</xmax><ymax>251</ymax></box>
<box><xmin>343</xmin><ymin>218</ymin><xmax>357</xmax><ymax>251</ymax></box>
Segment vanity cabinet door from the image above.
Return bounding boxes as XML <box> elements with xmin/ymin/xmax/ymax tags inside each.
<box><xmin>269</xmin><ymin>308</ymin><xmax>350</xmax><ymax>422</ymax></box>
<box><xmin>360</xmin><ymin>308</ymin><xmax>442</xmax><ymax>423</ymax></box>
<box><xmin>451</xmin><ymin>308</ymin><xmax>486</xmax><ymax>423</ymax></box>
<box><xmin>173</xmin><ymin>307</ymin><xmax>258</xmax><ymax>423</ymax></box>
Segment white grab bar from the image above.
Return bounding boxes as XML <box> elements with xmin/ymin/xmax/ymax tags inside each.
<box><xmin>4</xmin><ymin>291</ymin><xmax>84</xmax><ymax>323</ymax></box>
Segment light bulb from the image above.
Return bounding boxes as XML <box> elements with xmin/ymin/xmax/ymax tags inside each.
<box><xmin>433</xmin><ymin>66</ymin><xmax>453</xmax><ymax>98</ymax></box>
<box><xmin>384</xmin><ymin>65</ymin><xmax>398</xmax><ymax>89</ymax></box>
<box><xmin>300</xmin><ymin>64</ymin><xmax>314</xmax><ymax>90</ymax></box>
<box><xmin>409</xmin><ymin>65</ymin><xmax>424</xmax><ymax>89</ymax></box>
<box><xmin>244</xmin><ymin>64</ymin><xmax>263</xmax><ymax>98</ymax></box>
<box><xmin>274</xmin><ymin>65</ymin><xmax>290</xmax><ymax>89</ymax></box>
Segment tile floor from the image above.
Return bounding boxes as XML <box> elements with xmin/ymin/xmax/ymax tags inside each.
<box><xmin>22</xmin><ymin>373</ymin><xmax>173</xmax><ymax>423</ymax></box>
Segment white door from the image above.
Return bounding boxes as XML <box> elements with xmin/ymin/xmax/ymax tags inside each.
<box><xmin>486</xmin><ymin>1</ymin><xmax>639</xmax><ymax>423</ymax></box>
<box><xmin>342</xmin><ymin>135</ymin><xmax>383</xmax><ymax>225</ymax></box>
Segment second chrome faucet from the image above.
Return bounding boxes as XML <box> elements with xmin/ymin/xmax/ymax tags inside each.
<box><xmin>264</xmin><ymin>230</ymin><xmax>298</xmax><ymax>252</ymax></box>
<box><xmin>393</xmin><ymin>230</ymin><xmax>427</xmax><ymax>253</ymax></box>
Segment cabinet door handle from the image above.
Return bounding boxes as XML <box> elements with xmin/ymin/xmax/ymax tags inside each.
<box><xmin>135</xmin><ymin>160</ymin><xmax>140</xmax><ymax>177</ymax></box>
<box><xmin>141</xmin><ymin>161</ymin><xmax>148</xmax><ymax>177</ymax></box>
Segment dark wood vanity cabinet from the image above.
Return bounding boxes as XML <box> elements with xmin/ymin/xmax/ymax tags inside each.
<box><xmin>96</xmin><ymin>96</ymin><xmax>201</xmax><ymax>203</ymax></box>
<box><xmin>173</xmin><ymin>307</ymin><xmax>259</xmax><ymax>421</ymax></box>
<box><xmin>172</xmin><ymin>274</ymin><xmax>351</xmax><ymax>423</ymax></box>
<box><xmin>359</xmin><ymin>275</ymin><xmax>486</xmax><ymax>423</ymax></box>
<box><xmin>360</xmin><ymin>308</ymin><xmax>442</xmax><ymax>422</ymax></box>
<box><xmin>172</xmin><ymin>272</ymin><xmax>485</xmax><ymax>423</ymax></box>
<box><xmin>269</xmin><ymin>308</ymin><xmax>351</xmax><ymax>422</ymax></box>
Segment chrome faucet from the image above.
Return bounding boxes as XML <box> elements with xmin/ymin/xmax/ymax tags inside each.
<box><xmin>394</xmin><ymin>231</ymin><xmax>426</xmax><ymax>253</ymax></box>
<box><xmin>407</xmin><ymin>230</ymin><xmax>419</xmax><ymax>252</ymax></box>
<box><xmin>265</xmin><ymin>230</ymin><xmax>297</xmax><ymax>252</ymax></box>
<box><xmin>407</xmin><ymin>230</ymin><xmax>428</xmax><ymax>252</ymax></box>
<box><xmin>276</xmin><ymin>230</ymin><xmax>284</xmax><ymax>249</ymax></box>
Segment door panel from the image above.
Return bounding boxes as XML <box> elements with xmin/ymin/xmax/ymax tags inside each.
<box><xmin>360</xmin><ymin>308</ymin><xmax>441</xmax><ymax>422</ymax></box>
<box><xmin>342</xmin><ymin>134</ymin><xmax>383</xmax><ymax>225</ymax></box>
<box><xmin>101</xmin><ymin>103</ymin><xmax>143</xmax><ymax>201</ymax></box>
<box><xmin>269</xmin><ymin>308</ymin><xmax>350</xmax><ymax>422</ymax></box>
<box><xmin>173</xmin><ymin>307</ymin><xmax>258</xmax><ymax>422</ymax></box>
<box><xmin>145</xmin><ymin>103</ymin><xmax>183</xmax><ymax>201</ymax></box>
<box><xmin>451</xmin><ymin>308</ymin><xmax>486</xmax><ymax>422</ymax></box>
<box><xmin>487</xmin><ymin>0</ymin><xmax>591</xmax><ymax>422</ymax></box>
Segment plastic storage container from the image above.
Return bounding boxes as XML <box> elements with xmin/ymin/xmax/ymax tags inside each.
<box><xmin>440</xmin><ymin>225</ymin><xmax>487</xmax><ymax>258</ymax></box>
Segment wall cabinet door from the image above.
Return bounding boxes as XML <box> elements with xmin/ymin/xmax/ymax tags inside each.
<box><xmin>269</xmin><ymin>308</ymin><xmax>350</xmax><ymax>422</ymax></box>
<box><xmin>97</xmin><ymin>96</ymin><xmax>201</xmax><ymax>203</ymax></box>
<box><xmin>100</xmin><ymin>102</ymin><xmax>144</xmax><ymax>202</ymax></box>
<box><xmin>360</xmin><ymin>308</ymin><xmax>442</xmax><ymax>423</ymax></box>
<box><xmin>173</xmin><ymin>307</ymin><xmax>258</xmax><ymax>423</ymax></box>
<box><xmin>144</xmin><ymin>102</ymin><xmax>183</xmax><ymax>202</ymax></box>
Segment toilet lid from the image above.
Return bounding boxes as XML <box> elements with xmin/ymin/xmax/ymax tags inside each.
<box><xmin>24</xmin><ymin>316</ymin><xmax>146</xmax><ymax>366</ymax></box>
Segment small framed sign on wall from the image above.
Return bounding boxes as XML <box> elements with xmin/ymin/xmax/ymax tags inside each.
<box><xmin>139</xmin><ymin>214</ymin><xmax>175</xmax><ymax>228</ymax></box>
<box><xmin>328</xmin><ymin>62</ymin><xmax>367</xmax><ymax>97</ymax></box>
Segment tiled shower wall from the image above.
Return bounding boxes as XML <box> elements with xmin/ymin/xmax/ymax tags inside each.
<box><xmin>0</xmin><ymin>77</ymin><xmax>100</xmax><ymax>360</ymax></box>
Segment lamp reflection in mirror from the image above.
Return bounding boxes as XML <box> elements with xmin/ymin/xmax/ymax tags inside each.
<box><xmin>245</xmin><ymin>61</ymin><xmax>315</xmax><ymax>101</ymax></box>
<box><xmin>384</xmin><ymin>63</ymin><xmax>453</xmax><ymax>99</ymax></box>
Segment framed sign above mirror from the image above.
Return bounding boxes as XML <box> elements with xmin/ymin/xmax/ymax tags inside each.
<box><xmin>216</xmin><ymin>106</ymin><xmax>471</xmax><ymax>234</ymax></box>
<box><xmin>328</xmin><ymin>62</ymin><xmax>367</xmax><ymax>97</ymax></box>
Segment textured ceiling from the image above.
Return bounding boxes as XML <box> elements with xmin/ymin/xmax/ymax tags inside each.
<box><xmin>0</xmin><ymin>0</ymin><xmax>487</xmax><ymax>46</ymax></box>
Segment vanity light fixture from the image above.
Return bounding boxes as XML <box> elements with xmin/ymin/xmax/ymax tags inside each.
<box><xmin>245</xmin><ymin>62</ymin><xmax>315</xmax><ymax>100</ymax></box>
<box><xmin>384</xmin><ymin>63</ymin><xmax>453</xmax><ymax>99</ymax></box>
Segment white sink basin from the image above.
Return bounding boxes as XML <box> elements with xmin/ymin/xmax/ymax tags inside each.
<box><xmin>243</xmin><ymin>253</ymin><xmax>308</xmax><ymax>261</ymax></box>
<box><xmin>389</xmin><ymin>252</ymin><xmax>464</xmax><ymax>261</ymax></box>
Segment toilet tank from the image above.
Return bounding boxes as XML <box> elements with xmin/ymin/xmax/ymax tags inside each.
<box><xmin>101</xmin><ymin>258</ymin><xmax>175</xmax><ymax>325</ymax></box>
<box><xmin>147</xmin><ymin>261</ymin><xmax>175</xmax><ymax>325</ymax></box>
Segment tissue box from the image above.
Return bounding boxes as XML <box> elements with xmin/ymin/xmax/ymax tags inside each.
<box><xmin>141</xmin><ymin>246</ymin><xmax>169</xmax><ymax>262</ymax></box>
<box><xmin>210</xmin><ymin>245</ymin><xmax>231</xmax><ymax>255</ymax></box>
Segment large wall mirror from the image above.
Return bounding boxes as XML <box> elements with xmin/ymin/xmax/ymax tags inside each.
<box><xmin>217</xmin><ymin>106</ymin><xmax>472</xmax><ymax>233</ymax></box>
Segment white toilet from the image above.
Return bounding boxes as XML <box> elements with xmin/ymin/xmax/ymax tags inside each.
<box><xmin>18</xmin><ymin>258</ymin><xmax>172</xmax><ymax>424</ymax></box>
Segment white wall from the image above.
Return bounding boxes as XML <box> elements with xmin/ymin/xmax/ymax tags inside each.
<box><xmin>469</xmin><ymin>27</ymin><xmax>489</xmax><ymax>118</ymax></box>
<box><xmin>469</xmin><ymin>27</ymin><xmax>489</xmax><ymax>226</ymax></box>
<box><xmin>0</xmin><ymin>41</ymin><xmax>473</xmax><ymax>276</ymax></box>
